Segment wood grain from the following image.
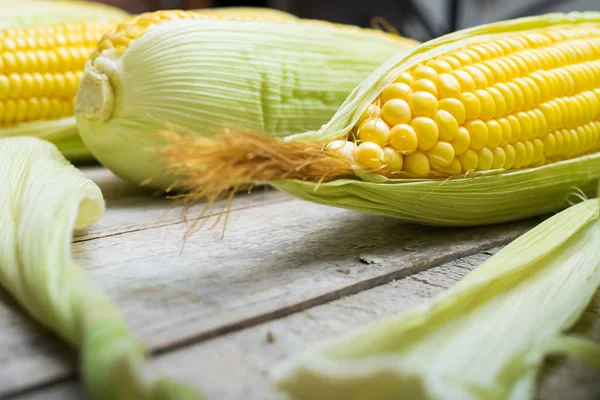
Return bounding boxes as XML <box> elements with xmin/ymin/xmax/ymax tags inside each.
<box><xmin>0</xmin><ymin>167</ymin><xmax>539</xmax><ymax>397</ymax></box>
<box><xmin>11</xmin><ymin>250</ymin><xmax>599</xmax><ymax>400</ymax></box>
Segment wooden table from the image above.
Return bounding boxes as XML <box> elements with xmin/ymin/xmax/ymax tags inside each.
<box><xmin>1</xmin><ymin>167</ymin><xmax>599</xmax><ymax>400</ymax></box>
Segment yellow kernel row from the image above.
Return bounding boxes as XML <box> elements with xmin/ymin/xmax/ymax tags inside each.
<box><xmin>344</xmin><ymin>119</ymin><xmax>600</xmax><ymax>177</ymax></box>
<box><xmin>357</xmin><ymin>89</ymin><xmax>599</xmax><ymax>156</ymax></box>
<box><xmin>388</xmin><ymin>65</ymin><xmax>600</xmax><ymax>126</ymax></box>
<box><xmin>0</xmin><ymin>22</ymin><xmax>113</xmax><ymax>52</ymax></box>
<box><xmin>0</xmin><ymin>97</ymin><xmax>73</xmax><ymax>124</ymax></box>
<box><xmin>0</xmin><ymin>46</ymin><xmax>93</xmax><ymax>74</ymax></box>
<box><xmin>0</xmin><ymin>71</ymin><xmax>82</xmax><ymax>100</ymax></box>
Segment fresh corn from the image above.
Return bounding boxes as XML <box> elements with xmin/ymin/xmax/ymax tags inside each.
<box><xmin>0</xmin><ymin>0</ymin><xmax>128</xmax><ymax>30</ymax></box>
<box><xmin>342</xmin><ymin>23</ymin><xmax>600</xmax><ymax>177</ymax></box>
<box><xmin>0</xmin><ymin>20</ymin><xmax>119</xmax><ymax>161</ymax></box>
<box><xmin>157</xmin><ymin>12</ymin><xmax>600</xmax><ymax>226</ymax></box>
<box><xmin>0</xmin><ymin>7</ymin><xmax>301</xmax><ymax>161</ymax></box>
<box><xmin>74</xmin><ymin>10</ymin><xmax>419</xmax><ymax>187</ymax></box>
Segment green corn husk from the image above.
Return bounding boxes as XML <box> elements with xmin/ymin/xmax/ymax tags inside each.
<box><xmin>0</xmin><ymin>117</ymin><xmax>92</xmax><ymax>162</ymax></box>
<box><xmin>74</xmin><ymin>14</ymin><xmax>418</xmax><ymax>189</ymax></box>
<box><xmin>0</xmin><ymin>137</ymin><xmax>200</xmax><ymax>400</ymax></box>
<box><xmin>0</xmin><ymin>0</ymin><xmax>128</xmax><ymax>29</ymax></box>
<box><xmin>274</xmin><ymin>188</ymin><xmax>600</xmax><ymax>400</ymax></box>
<box><xmin>270</xmin><ymin>12</ymin><xmax>600</xmax><ymax>226</ymax></box>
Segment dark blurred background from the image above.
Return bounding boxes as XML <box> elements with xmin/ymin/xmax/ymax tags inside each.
<box><xmin>97</xmin><ymin>0</ymin><xmax>600</xmax><ymax>42</ymax></box>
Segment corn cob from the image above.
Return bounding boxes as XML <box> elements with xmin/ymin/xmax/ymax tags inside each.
<box><xmin>340</xmin><ymin>23</ymin><xmax>600</xmax><ymax>177</ymax></box>
<box><xmin>0</xmin><ymin>0</ymin><xmax>128</xmax><ymax>30</ymax></box>
<box><xmin>157</xmin><ymin>12</ymin><xmax>600</xmax><ymax>226</ymax></box>
<box><xmin>0</xmin><ymin>20</ymin><xmax>119</xmax><ymax>161</ymax></box>
<box><xmin>74</xmin><ymin>10</ymin><xmax>419</xmax><ymax>186</ymax></box>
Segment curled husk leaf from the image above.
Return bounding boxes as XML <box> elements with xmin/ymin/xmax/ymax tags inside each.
<box><xmin>274</xmin><ymin>189</ymin><xmax>600</xmax><ymax>400</ymax></box>
<box><xmin>0</xmin><ymin>0</ymin><xmax>128</xmax><ymax>29</ymax></box>
<box><xmin>0</xmin><ymin>137</ymin><xmax>200</xmax><ymax>400</ymax></box>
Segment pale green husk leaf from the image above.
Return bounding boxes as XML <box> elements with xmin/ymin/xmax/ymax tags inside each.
<box><xmin>274</xmin><ymin>192</ymin><xmax>600</xmax><ymax>400</ymax></box>
<box><xmin>0</xmin><ymin>0</ymin><xmax>128</xmax><ymax>29</ymax></box>
<box><xmin>0</xmin><ymin>137</ymin><xmax>200</xmax><ymax>399</ymax></box>
<box><xmin>274</xmin><ymin>12</ymin><xmax>600</xmax><ymax>226</ymax></box>
<box><xmin>0</xmin><ymin>117</ymin><xmax>92</xmax><ymax>162</ymax></box>
<box><xmin>76</xmin><ymin>18</ymin><xmax>416</xmax><ymax>189</ymax></box>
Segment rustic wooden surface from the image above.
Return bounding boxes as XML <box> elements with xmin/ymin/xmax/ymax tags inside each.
<box><xmin>1</xmin><ymin>167</ymin><xmax>598</xmax><ymax>400</ymax></box>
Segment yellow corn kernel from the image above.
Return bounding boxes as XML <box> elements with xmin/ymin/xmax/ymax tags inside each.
<box><xmin>354</xmin><ymin>142</ymin><xmax>384</xmax><ymax>169</ymax></box>
<box><xmin>410</xmin><ymin>92</ymin><xmax>438</xmax><ymax>118</ymax></box>
<box><xmin>451</xmin><ymin>69</ymin><xmax>476</xmax><ymax>92</ymax></box>
<box><xmin>0</xmin><ymin>75</ymin><xmax>8</xmax><ymax>99</ymax></box>
<box><xmin>475</xmin><ymin>89</ymin><xmax>496</xmax><ymax>120</ymax></box>
<box><xmin>516</xmin><ymin>111</ymin><xmax>534</xmax><ymax>141</ymax></box>
<box><xmin>460</xmin><ymin>92</ymin><xmax>481</xmax><ymax>121</ymax></box>
<box><xmin>433</xmin><ymin>109</ymin><xmax>458</xmax><ymax>141</ymax></box>
<box><xmin>463</xmin><ymin>65</ymin><xmax>487</xmax><ymax>89</ymax></box>
<box><xmin>358</xmin><ymin>118</ymin><xmax>390</xmax><ymax>147</ymax></box>
<box><xmin>436</xmin><ymin>73</ymin><xmax>461</xmax><ymax>98</ymax></box>
<box><xmin>476</xmin><ymin>147</ymin><xmax>494</xmax><ymax>170</ymax></box>
<box><xmin>458</xmin><ymin>149</ymin><xmax>478</xmax><ymax>172</ymax></box>
<box><xmin>403</xmin><ymin>150</ymin><xmax>430</xmax><ymax>177</ymax></box>
<box><xmin>427</xmin><ymin>141</ymin><xmax>455</xmax><ymax>168</ymax></box>
<box><xmin>389</xmin><ymin>124</ymin><xmax>418</xmax><ymax>154</ymax></box>
<box><xmin>532</xmin><ymin>138</ymin><xmax>544</xmax><ymax>163</ymax></box>
<box><xmin>426</xmin><ymin>59</ymin><xmax>453</xmax><ymax>74</ymax></box>
<box><xmin>507</xmin><ymin>81</ymin><xmax>525</xmax><ymax>111</ymax></box>
<box><xmin>523</xmin><ymin>140</ymin><xmax>535</xmax><ymax>167</ymax></box>
<box><xmin>451</xmin><ymin>126</ymin><xmax>471</xmax><ymax>156</ymax></box>
<box><xmin>412</xmin><ymin>65</ymin><xmax>438</xmax><ymax>80</ymax></box>
<box><xmin>435</xmin><ymin>157</ymin><xmax>462</xmax><ymax>175</ymax></box>
<box><xmin>381</xmin><ymin>99</ymin><xmax>412</xmax><ymax>126</ymax></box>
<box><xmin>513</xmin><ymin>141</ymin><xmax>527</xmax><ymax>169</ymax></box>
<box><xmin>326</xmin><ymin>140</ymin><xmax>356</xmax><ymax>160</ymax></box>
<box><xmin>357</xmin><ymin>103</ymin><xmax>381</xmax><ymax>126</ymax></box>
<box><xmin>497</xmin><ymin>117</ymin><xmax>512</xmax><ymax>146</ymax></box>
<box><xmin>411</xmin><ymin>117</ymin><xmax>439</xmax><ymax>151</ymax></box>
<box><xmin>503</xmin><ymin>144</ymin><xmax>516</xmax><ymax>169</ymax></box>
<box><xmin>383</xmin><ymin>146</ymin><xmax>403</xmax><ymax>170</ymax></box>
<box><xmin>380</xmin><ymin>82</ymin><xmax>413</xmax><ymax>103</ymax></box>
<box><xmin>439</xmin><ymin>98</ymin><xmax>466</xmax><ymax>125</ymax></box>
<box><xmin>491</xmin><ymin>147</ymin><xmax>506</xmax><ymax>169</ymax></box>
<box><xmin>394</xmin><ymin>72</ymin><xmax>414</xmax><ymax>85</ymax></box>
<box><xmin>412</xmin><ymin>79</ymin><xmax>438</xmax><ymax>97</ymax></box>
<box><xmin>485</xmin><ymin>119</ymin><xmax>503</xmax><ymax>148</ymax></box>
<box><xmin>465</xmin><ymin>120</ymin><xmax>488</xmax><ymax>150</ymax></box>
<box><xmin>543</xmin><ymin>132</ymin><xmax>556</xmax><ymax>157</ymax></box>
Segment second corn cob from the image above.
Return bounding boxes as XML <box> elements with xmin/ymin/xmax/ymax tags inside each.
<box><xmin>156</xmin><ymin>12</ymin><xmax>600</xmax><ymax>226</ymax></box>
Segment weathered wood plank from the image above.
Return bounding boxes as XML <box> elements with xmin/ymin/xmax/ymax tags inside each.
<box><xmin>73</xmin><ymin>167</ymin><xmax>293</xmax><ymax>242</ymax></box>
<box><xmin>0</xmin><ymin>168</ymin><xmax>539</xmax><ymax>397</ymax></box>
<box><xmin>12</xmin><ymin>250</ymin><xmax>599</xmax><ymax>400</ymax></box>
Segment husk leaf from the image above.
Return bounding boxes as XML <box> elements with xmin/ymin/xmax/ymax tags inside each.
<box><xmin>274</xmin><ymin>190</ymin><xmax>600</xmax><ymax>400</ymax></box>
<box><xmin>0</xmin><ymin>137</ymin><xmax>201</xmax><ymax>399</ymax></box>
<box><xmin>0</xmin><ymin>0</ymin><xmax>128</xmax><ymax>29</ymax></box>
